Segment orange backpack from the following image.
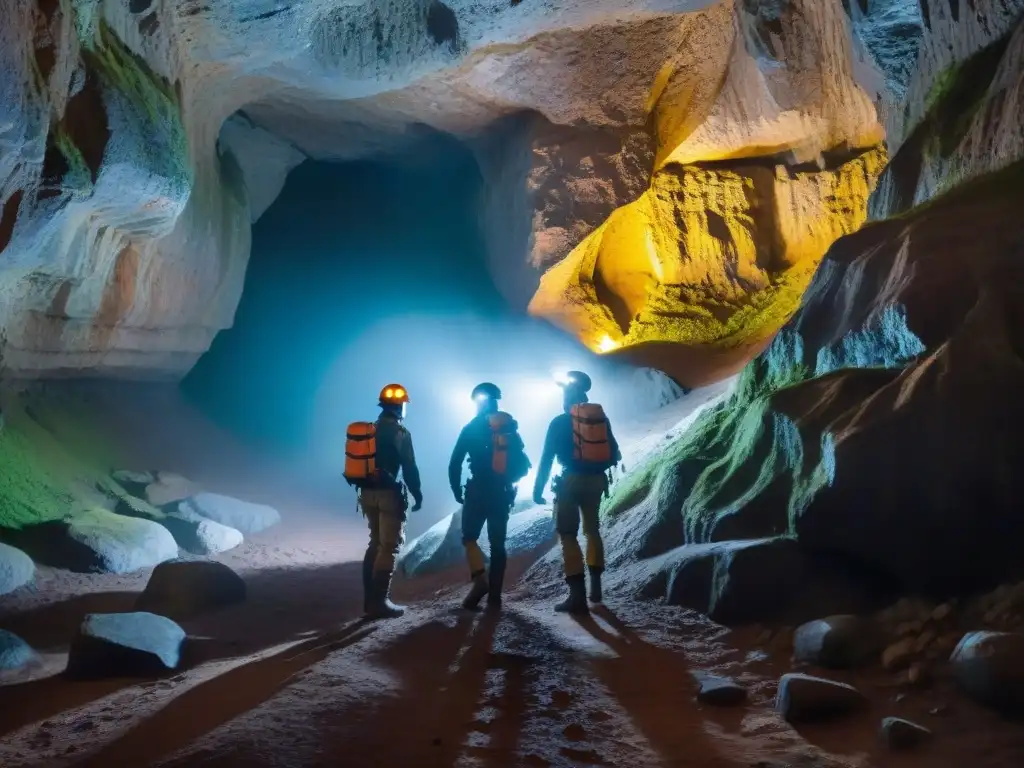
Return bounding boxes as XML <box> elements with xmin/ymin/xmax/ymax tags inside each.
<box><xmin>487</xmin><ymin>412</ymin><xmax>530</xmax><ymax>481</ymax></box>
<box><xmin>570</xmin><ymin>403</ymin><xmax>613</xmax><ymax>465</ymax></box>
<box><xmin>344</xmin><ymin>421</ymin><xmax>378</xmax><ymax>486</ymax></box>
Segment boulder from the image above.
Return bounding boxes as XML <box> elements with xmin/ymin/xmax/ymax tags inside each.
<box><xmin>950</xmin><ymin>631</ymin><xmax>1024</xmax><ymax>712</ymax></box>
<box><xmin>10</xmin><ymin>509</ymin><xmax>178</xmax><ymax>574</ymax></box>
<box><xmin>66</xmin><ymin>612</ymin><xmax>186</xmax><ymax>678</ymax></box>
<box><xmin>775</xmin><ymin>673</ymin><xmax>868</xmax><ymax>724</ymax></box>
<box><xmin>399</xmin><ymin>504</ymin><xmax>555</xmax><ymax>577</ymax></box>
<box><xmin>178</xmin><ymin>493</ymin><xmax>280</xmax><ymax>535</ymax></box>
<box><xmin>882</xmin><ymin>637</ymin><xmax>918</xmax><ymax>671</ymax></box>
<box><xmin>696</xmin><ymin>676</ymin><xmax>748</xmax><ymax>707</ymax></box>
<box><xmin>0</xmin><ymin>629</ymin><xmax>39</xmax><ymax>673</ymax></box>
<box><xmin>161</xmin><ymin>507</ymin><xmax>243</xmax><ymax>556</ymax></box>
<box><xmin>0</xmin><ymin>541</ymin><xmax>34</xmax><ymax>595</ymax></box>
<box><xmin>112</xmin><ymin>470</ymin><xmax>156</xmax><ymax>493</ymax></box>
<box><xmin>793</xmin><ymin>615</ymin><xmax>879</xmax><ymax>669</ymax></box>
<box><xmin>880</xmin><ymin>717</ymin><xmax>932</xmax><ymax>751</ymax></box>
<box><xmin>145</xmin><ymin>471</ymin><xmax>202</xmax><ymax>507</ymax></box>
<box><xmin>136</xmin><ymin>560</ymin><xmax>247</xmax><ymax>620</ymax></box>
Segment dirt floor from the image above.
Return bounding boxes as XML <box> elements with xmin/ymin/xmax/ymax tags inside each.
<box><xmin>3</xmin><ymin>384</ymin><xmax>1024</xmax><ymax>767</ymax></box>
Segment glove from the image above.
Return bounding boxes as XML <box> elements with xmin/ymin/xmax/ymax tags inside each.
<box><xmin>411</xmin><ymin>495</ymin><xmax>423</xmax><ymax>512</ymax></box>
<box><xmin>452</xmin><ymin>487</ymin><xmax>464</xmax><ymax>505</ymax></box>
<box><xmin>533</xmin><ymin>492</ymin><xmax>547</xmax><ymax>506</ymax></box>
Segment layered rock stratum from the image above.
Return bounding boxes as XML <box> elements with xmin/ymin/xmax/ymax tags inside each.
<box><xmin>2</xmin><ymin>0</ymin><xmax>900</xmax><ymax>380</ymax></box>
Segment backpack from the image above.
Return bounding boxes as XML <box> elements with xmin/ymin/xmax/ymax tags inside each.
<box><xmin>570</xmin><ymin>403</ymin><xmax>614</xmax><ymax>467</ymax></box>
<box><xmin>487</xmin><ymin>411</ymin><xmax>531</xmax><ymax>482</ymax></box>
<box><xmin>343</xmin><ymin>421</ymin><xmax>378</xmax><ymax>487</ymax></box>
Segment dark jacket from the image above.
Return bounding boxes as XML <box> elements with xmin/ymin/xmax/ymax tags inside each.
<box><xmin>374</xmin><ymin>412</ymin><xmax>422</xmax><ymax>501</ymax></box>
<box><xmin>533</xmin><ymin>411</ymin><xmax>621</xmax><ymax>497</ymax></box>
<box><xmin>449</xmin><ymin>413</ymin><xmax>525</xmax><ymax>491</ymax></box>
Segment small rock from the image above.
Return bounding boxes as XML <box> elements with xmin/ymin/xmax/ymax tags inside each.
<box><xmin>775</xmin><ymin>673</ymin><xmax>867</xmax><ymax>723</ymax></box>
<box><xmin>882</xmin><ymin>637</ymin><xmax>917</xmax><ymax>671</ymax></box>
<box><xmin>894</xmin><ymin>620</ymin><xmax>923</xmax><ymax>638</ymax></box>
<box><xmin>112</xmin><ymin>469</ymin><xmax>156</xmax><ymax>490</ymax></box>
<box><xmin>697</xmin><ymin>676</ymin><xmax>748</xmax><ymax>707</ymax></box>
<box><xmin>136</xmin><ymin>560</ymin><xmax>247</xmax><ymax>620</ymax></box>
<box><xmin>915</xmin><ymin>630</ymin><xmax>937</xmax><ymax>653</ymax></box>
<box><xmin>66</xmin><ymin>612</ymin><xmax>186</xmax><ymax>679</ymax></box>
<box><xmin>161</xmin><ymin>508</ymin><xmax>243</xmax><ymax>556</ymax></box>
<box><xmin>0</xmin><ymin>630</ymin><xmax>39</xmax><ymax>672</ymax></box>
<box><xmin>928</xmin><ymin>705</ymin><xmax>948</xmax><ymax>716</ymax></box>
<box><xmin>931</xmin><ymin>603</ymin><xmax>954</xmax><ymax>622</ymax></box>
<box><xmin>768</xmin><ymin>627</ymin><xmax>794</xmax><ymax>654</ymax></box>
<box><xmin>178</xmin><ymin>493</ymin><xmax>281</xmax><ymax>535</ymax></box>
<box><xmin>950</xmin><ymin>631</ymin><xmax>1024</xmax><ymax>712</ymax></box>
<box><xmin>880</xmin><ymin>717</ymin><xmax>932</xmax><ymax>751</ymax></box>
<box><xmin>905</xmin><ymin>662</ymin><xmax>930</xmax><ymax>687</ymax></box>
<box><xmin>793</xmin><ymin>615</ymin><xmax>878</xmax><ymax>669</ymax></box>
<box><xmin>0</xmin><ymin>542</ymin><xmax>34</xmax><ymax>596</ymax></box>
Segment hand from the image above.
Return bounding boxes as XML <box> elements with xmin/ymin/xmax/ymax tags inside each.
<box><xmin>411</xmin><ymin>496</ymin><xmax>423</xmax><ymax>512</ymax></box>
<box><xmin>533</xmin><ymin>492</ymin><xmax>547</xmax><ymax>506</ymax></box>
<box><xmin>452</xmin><ymin>487</ymin><xmax>464</xmax><ymax>505</ymax></box>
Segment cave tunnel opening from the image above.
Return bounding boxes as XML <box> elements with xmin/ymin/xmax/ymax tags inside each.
<box><xmin>182</xmin><ymin>127</ymin><xmax>626</xmax><ymax>534</ymax></box>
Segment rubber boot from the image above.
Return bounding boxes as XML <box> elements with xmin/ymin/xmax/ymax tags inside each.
<box><xmin>554</xmin><ymin>574</ymin><xmax>589</xmax><ymax>615</ymax></box>
<box><xmin>367</xmin><ymin>570</ymin><xmax>405</xmax><ymax>619</ymax></box>
<box><xmin>588</xmin><ymin>567</ymin><xmax>603</xmax><ymax>604</ymax></box>
<box><xmin>462</xmin><ymin>572</ymin><xmax>490</xmax><ymax>611</ymax></box>
<box><xmin>361</xmin><ymin>551</ymin><xmax>376</xmax><ymax>616</ymax></box>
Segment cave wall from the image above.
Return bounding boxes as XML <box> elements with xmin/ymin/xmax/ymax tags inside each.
<box><xmin>1</xmin><ymin>0</ymin><xmax>898</xmax><ymax>382</ymax></box>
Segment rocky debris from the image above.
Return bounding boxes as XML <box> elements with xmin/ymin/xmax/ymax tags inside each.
<box><xmin>0</xmin><ymin>629</ymin><xmax>39</xmax><ymax>673</ymax></box>
<box><xmin>793</xmin><ymin>615</ymin><xmax>879</xmax><ymax>669</ymax></box>
<box><xmin>0</xmin><ymin>541</ymin><xmax>34</xmax><ymax>595</ymax></box>
<box><xmin>882</xmin><ymin>637</ymin><xmax>918</xmax><ymax>672</ymax></box>
<box><xmin>177</xmin><ymin>493</ymin><xmax>280</xmax><ymax>535</ymax></box>
<box><xmin>135</xmin><ymin>560</ymin><xmax>246</xmax><ymax>620</ymax></box>
<box><xmin>659</xmin><ymin>537</ymin><xmax>871</xmax><ymax>626</ymax></box>
<box><xmin>9</xmin><ymin>509</ymin><xmax>178</xmax><ymax>574</ymax></box>
<box><xmin>696</xmin><ymin>676</ymin><xmax>748</xmax><ymax>707</ymax></box>
<box><xmin>880</xmin><ymin>717</ymin><xmax>932</xmax><ymax>751</ymax></box>
<box><xmin>950</xmin><ymin>631</ymin><xmax>1024</xmax><ymax>712</ymax></box>
<box><xmin>161</xmin><ymin>506</ymin><xmax>243</xmax><ymax>556</ymax></box>
<box><xmin>66</xmin><ymin>612</ymin><xmax>186</xmax><ymax>678</ymax></box>
<box><xmin>775</xmin><ymin>673</ymin><xmax>868</xmax><ymax>724</ymax></box>
<box><xmin>400</xmin><ymin>504</ymin><xmax>554</xmax><ymax>577</ymax></box>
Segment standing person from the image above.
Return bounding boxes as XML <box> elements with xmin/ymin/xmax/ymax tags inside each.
<box><xmin>344</xmin><ymin>383</ymin><xmax>423</xmax><ymax>620</ymax></box>
<box><xmin>448</xmin><ymin>382</ymin><xmax>531</xmax><ymax>611</ymax></box>
<box><xmin>533</xmin><ymin>371</ymin><xmax>620</xmax><ymax>615</ymax></box>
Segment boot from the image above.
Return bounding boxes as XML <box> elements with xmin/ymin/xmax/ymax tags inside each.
<box><xmin>487</xmin><ymin>556</ymin><xmax>506</xmax><ymax>609</ymax></box>
<box><xmin>588</xmin><ymin>567</ymin><xmax>603</xmax><ymax>604</ymax></box>
<box><xmin>554</xmin><ymin>574</ymin><xmax>589</xmax><ymax>615</ymax></box>
<box><xmin>462</xmin><ymin>572</ymin><xmax>489</xmax><ymax>611</ymax></box>
<box><xmin>367</xmin><ymin>570</ymin><xmax>405</xmax><ymax>619</ymax></box>
<box><xmin>362</xmin><ymin>552</ymin><xmax>376</xmax><ymax>616</ymax></box>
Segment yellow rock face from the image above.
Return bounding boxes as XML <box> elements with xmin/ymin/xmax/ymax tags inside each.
<box><xmin>529</xmin><ymin>146</ymin><xmax>887</xmax><ymax>380</ymax></box>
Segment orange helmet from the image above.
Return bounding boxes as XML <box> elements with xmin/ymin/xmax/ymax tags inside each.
<box><xmin>379</xmin><ymin>383</ymin><xmax>410</xmax><ymax>406</ymax></box>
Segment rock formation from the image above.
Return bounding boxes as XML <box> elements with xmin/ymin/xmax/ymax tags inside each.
<box><xmin>2</xmin><ymin>0</ymin><xmax>894</xmax><ymax>382</ymax></box>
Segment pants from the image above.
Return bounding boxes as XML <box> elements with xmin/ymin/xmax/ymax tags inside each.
<box><xmin>461</xmin><ymin>481</ymin><xmax>513</xmax><ymax>579</ymax></box>
<box><xmin>554</xmin><ymin>473</ymin><xmax>607</xmax><ymax>578</ymax></box>
<box><xmin>361</xmin><ymin>487</ymin><xmax>407</xmax><ymax>574</ymax></box>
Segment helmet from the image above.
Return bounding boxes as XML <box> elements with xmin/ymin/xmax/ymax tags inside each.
<box><xmin>559</xmin><ymin>370</ymin><xmax>592</xmax><ymax>393</ymax></box>
<box><xmin>471</xmin><ymin>382</ymin><xmax>502</xmax><ymax>401</ymax></box>
<box><xmin>379</xmin><ymin>383</ymin><xmax>410</xmax><ymax>406</ymax></box>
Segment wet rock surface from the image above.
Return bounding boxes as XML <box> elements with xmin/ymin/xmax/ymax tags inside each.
<box><xmin>66</xmin><ymin>612</ymin><xmax>186</xmax><ymax>679</ymax></box>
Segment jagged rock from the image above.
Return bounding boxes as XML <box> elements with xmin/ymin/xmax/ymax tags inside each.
<box><xmin>950</xmin><ymin>631</ymin><xmax>1024</xmax><ymax>712</ymax></box>
<box><xmin>0</xmin><ymin>542</ymin><xmax>34</xmax><ymax>595</ymax></box>
<box><xmin>880</xmin><ymin>717</ymin><xmax>932</xmax><ymax>751</ymax></box>
<box><xmin>161</xmin><ymin>507</ymin><xmax>243</xmax><ymax>556</ymax></box>
<box><xmin>931</xmin><ymin>603</ymin><xmax>954</xmax><ymax>622</ymax></box>
<box><xmin>775</xmin><ymin>673</ymin><xmax>868</xmax><ymax>723</ymax></box>
<box><xmin>136</xmin><ymin>560</ymin><xmax>246</xmax><ymax>620</ymax></box>
<box><xmin>177</xmin><ymin>493</ymin><xmax>280</xmax><ymax>535</ymax></box>
<box><xmin>882</xmin><ymin>637</ymin><xmax>917</xmax><ymax>672</ymax></box>
<box><xmin>0</xmin><ymin>630</ymin><xmax>39</xmax><ymax>673</ymax></box>
<box><xmin>9</xmin><ymin>509</ymin><xmax>177</xmax><ymax>574</ymax></box>
<box><xmin>399</xmin><ymin>504</ymin><xmax>554</xmax><ymax>577</ymax></box>
<box><xmin>793</xmin><ymin>615</ymin><xmax>880</xmax><ymax>669</ymax></box>
<box><xmin>66</xmin><ymin>612</ymin><xmax>186</xmax><ymax>678</ymax></box>
<box><xmin>697</xmin><ymin>676</ymin><xmax>748</xmax><ymax>707</ymax></box>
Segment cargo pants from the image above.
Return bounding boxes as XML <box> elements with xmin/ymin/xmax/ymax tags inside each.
<box><xmin>461</xmin><ymin>480</ymin><xmax>514</xmax><ymax>580</ymax></box>
<box><xmin>553</xmin><ymin>473</ymin><xmax>607</xmax><ymax>578</ymax></box>
<box><xmin>360</xmin><ymin>487</ymin><xmax>407</xmax><ymax>574</ymax></box>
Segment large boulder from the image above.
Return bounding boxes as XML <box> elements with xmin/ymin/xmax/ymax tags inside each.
<box><xmin>145</xmin><ymin>471</ymin><xmax>203</xmax><ymax>507</ymax></box>
<box><xmin>136</xmin><ymin>560</ymin><xmax>247</xmax><ymax>620</ymax></box>
<box><xmin>9</xmin><ymin>509</ymin><xmax>178</xmax><ymax>574</ymax></box>
<box><xmin>177</xmin><ymin>493</ymin><xmax>280</xmax><ymax>535</ymax></box>
<box><xmin>399</xmin><ymin>503</ymin><xmax>555</xmax><ymax>577</ymax></box>
<box><xmin>0</xmin><ymin>630</ymin><xmax>39</xmax><ymax>674</ymax></box>
<box><xmin>161</xmin><ymin>507</ymin><xmax>243</xmax><ymax>556</ymax></box>
<box><xmin>793</xmin><ymin>615</ymin><xmax>880</xmax><ymax>669</ymax></box>
<box><xmin>950</xmin><ymin>631</ymin><xmax>1024</xmax><ymax>712</ymax></box>
<box><xmin>66</xmin><ymin>612</ymin><xmax>186</xmax><ymax>678</ymax></box>
<box><xmin>0</xmin><ymin>541</ymin><xmax>34</xmax><ymax>595</ymax></box>
<box><xmin>775</xmin><ymin>673</ymin><xmax>868</xmax><ymax>724</ymax></box>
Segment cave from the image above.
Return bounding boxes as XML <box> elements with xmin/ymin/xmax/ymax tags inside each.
<box><xmin>5</xmin><ymin>0</ymin><xmax>1024</xmax><ymax>763</ymax></box>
